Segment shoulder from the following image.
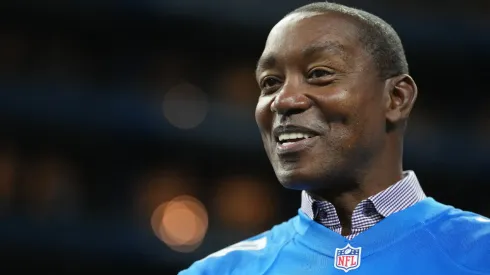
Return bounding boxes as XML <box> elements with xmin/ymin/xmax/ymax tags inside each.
<box><xmin>426</xmin><ymin>204</ymin><xmax>490</xmax><ymax>273</ymax></box>
<box><xmin>178</xmin><ymin>216</ymin><xmax>299</xmax><ymax>275</ymax></box>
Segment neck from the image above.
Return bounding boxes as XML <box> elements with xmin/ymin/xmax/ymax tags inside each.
<box><xmin>308</xmin><ymin>137</ymin><xmax>403</xmax><ymax>235</ymax></box>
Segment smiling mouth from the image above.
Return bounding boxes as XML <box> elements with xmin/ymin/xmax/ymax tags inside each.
<box><xmin>277</xmin><ymin>132</ymin><xmax>315</xmax><ymax>145</ymax></box>
<box><xmin>274</xmin><ymin>131</ymin><xmax>320</xmax><ymax>155</ymax></box>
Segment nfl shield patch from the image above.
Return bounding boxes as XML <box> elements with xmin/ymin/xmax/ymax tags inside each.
<box><xmin>334</xmin><ymin>244</ymin><xmax>362</xmax><ymax>272</ymax></box>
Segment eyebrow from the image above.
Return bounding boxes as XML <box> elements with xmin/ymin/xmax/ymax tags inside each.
<box><xmin>255</xmin><ymin>40</ymin><xmax>347</xmax><ymax>76</ymax></box>
<box><xmin>255</xmin><ymin>55</ymin><xmax>276</xmax><ymax>77</ymax></box>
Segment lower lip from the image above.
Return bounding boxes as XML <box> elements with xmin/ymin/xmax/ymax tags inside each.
<box><xmin>276</xmin><ymin>136</ymin><xmax>319</xmax><ymax>155</ymax></box>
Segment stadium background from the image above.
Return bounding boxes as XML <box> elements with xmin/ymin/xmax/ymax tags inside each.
<box><xmin>0</xmin><ymin>0</ymin><xmax>489</xmax><ymax>273</ymax></box>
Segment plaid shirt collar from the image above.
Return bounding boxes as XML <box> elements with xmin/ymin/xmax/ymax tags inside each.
<box><xmin>300</xmin><ymin>171</ymin><xmax>426</xmax><ymax>238</ymax></box>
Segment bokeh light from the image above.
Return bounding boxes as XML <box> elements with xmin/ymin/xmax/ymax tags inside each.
<box><xmin>20</xmin><ymin>155</ymin><xmax>81</xmax><ymax>219</ymax></box>
<box><xmin>151</xmin><ymin>195</ymin><xmax>208</xmax><ymax>253</ymax></box>
<box><xmin>135</xmin><ymin>167</ymin><xmax>196</xmax><ymax>221</ymax></box>
<box><xmin>214</xmin><ymin>176</ymin><xmax>276</xmax><ymax>231</ymax></box>
<box><xmin>217</xmin><ymin>66</ymin><xmax>259</xmax><ymax>107</ymax></box>
<box><xmin>163</xmin><ymin>82</ymin><xmax>208</xmax><ymax>129</ymax></box>
<box><xmin>0</xmin><ymin>144</ymin><xmax>18</xmax><ymax>212</ymax></box>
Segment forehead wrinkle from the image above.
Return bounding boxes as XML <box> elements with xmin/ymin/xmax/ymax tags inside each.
<box><xmin>301</xmin><ymin>40</ymin><xmax>348</xmax><ymax>62</ymax></box>
<box><xmin>256</xmin><ymin>40</ymin><xmax>350</xmax><ymax>77</ymax></box>
<box><xmin>256</xmin><ymin>14</ymin><xmax>363</xmax><ymax>77</ymax></box>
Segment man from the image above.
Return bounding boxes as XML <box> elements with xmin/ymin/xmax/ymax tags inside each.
<box><xmin>179</xmin><ymin>2</ymin><xmax>490</xmax><ymax>274</ymax></box>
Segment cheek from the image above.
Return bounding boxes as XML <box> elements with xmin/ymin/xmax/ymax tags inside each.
<box><xmin>255</xmin><ymin>97</ymin><xmax>275</xmax><ymax>160</ymax></box>
<box><xmin>255</xmin><ymin>96</ymin><xmax>273</xmax><ymax>132</ymax></box>
<box><xmin>338</xmin><ymin>93</ymin><xmax>385</xmax><ymax>148</ymax></box>
<box><xmin>316</xmin><ymin>89</ymin><xmax>355</xmax><ymax>123</ymax></box>
<box><xmin>316</xmin><ymin>89</ymin><xmax>371</xmax><ymax>144</ymax></box>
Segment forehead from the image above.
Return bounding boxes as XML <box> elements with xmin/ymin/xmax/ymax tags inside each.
<box><xmin>260</xmin><ymin>12</ymin><xmax>366</xmax><ymax>66</ymax></box>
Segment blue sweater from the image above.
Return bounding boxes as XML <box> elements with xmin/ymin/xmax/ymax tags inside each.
<box><xmin>179</xmin><ymin>198</ymin><xmax>490</xmax><ymax>274</ymax></box>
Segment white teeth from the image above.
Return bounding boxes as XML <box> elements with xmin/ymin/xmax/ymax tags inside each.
<box><xmin>278</xmin><ymin>132</ymin><xmax>312</xmax><ymax>142</ymax></box>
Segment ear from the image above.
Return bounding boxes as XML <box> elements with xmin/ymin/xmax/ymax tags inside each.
<box><xmin>385</xmin><ymin>74</ymin><xmax>418</xmax><ymax>124</ymax></box>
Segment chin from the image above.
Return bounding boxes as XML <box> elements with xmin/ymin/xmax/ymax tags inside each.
<box><xmin>273</xmin><ymin>161</ymin><xmax>350</xmax><ymax>192</ymax></box>
<box><xmin>274</xmin><ymin>167</ymin><xmax>322</xmax><ymax>191</ymax></box>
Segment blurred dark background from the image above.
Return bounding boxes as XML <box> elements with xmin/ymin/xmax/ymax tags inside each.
<box><xmin>0</xmin><ymin>0</ymin><xmax>489</xmax><ymax>274</ymax></box>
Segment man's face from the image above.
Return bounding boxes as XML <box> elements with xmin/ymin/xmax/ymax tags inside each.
<box><xmin>255</xmin><ymin>12</ymin><xmax>388</xmax><ymax>190</ymax></box>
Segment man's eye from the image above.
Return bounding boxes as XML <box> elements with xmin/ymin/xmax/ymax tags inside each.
<box><xmin>261</xmin><ymin>77</ymin><xmax>281</xmax><ymax>88</ymax></box>
<box><xmin>308</xmin><ymin>68</ymin><xmax>333</xmax><ymax>78</ymax></box>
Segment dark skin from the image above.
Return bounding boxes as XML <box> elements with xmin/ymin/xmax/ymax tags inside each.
<box><xmin>255</xmin><ymin>11</ymin><xmax>418</xmax><ymax>236</ymax></box>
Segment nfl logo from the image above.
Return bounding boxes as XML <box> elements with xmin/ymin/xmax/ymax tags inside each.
<box><xmin>334</xmin><ymin>244</ymin><xmax>362</xmax><ymax>272</ymax></box>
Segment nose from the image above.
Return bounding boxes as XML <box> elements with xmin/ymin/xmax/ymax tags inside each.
<box><xmin>271</xmin><ymin>83</ymin><xmax>312</xmax><ymax>115</ymax></box>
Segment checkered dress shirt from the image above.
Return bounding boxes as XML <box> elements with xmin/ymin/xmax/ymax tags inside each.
<box><xmin>300</xmin><ymin>171</ymin><xmax>426</xmax><ymax>240</ymax></box>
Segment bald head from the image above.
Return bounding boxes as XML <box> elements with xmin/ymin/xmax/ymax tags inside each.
<box><xmin>287</xmin><ymin>2</ymin><xmax>408</xmax><ymax>79</ymax></box>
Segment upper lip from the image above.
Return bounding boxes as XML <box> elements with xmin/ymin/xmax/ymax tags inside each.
<box><xmin>272</xmin><ymin>125</ymin><xmax>320</xmax><ymax>141</ymax></box>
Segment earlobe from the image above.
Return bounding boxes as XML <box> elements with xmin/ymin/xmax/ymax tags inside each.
<box><xmin>385</xmin><ymin>74</ymin><xmax>418</xmax><ymax>124</ymax></box>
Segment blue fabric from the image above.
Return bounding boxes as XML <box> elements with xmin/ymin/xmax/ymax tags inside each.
<box><xmin>179</xmin><ymin>198</ymin><xmax>490</xmax><ymax>274</ymax></box>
